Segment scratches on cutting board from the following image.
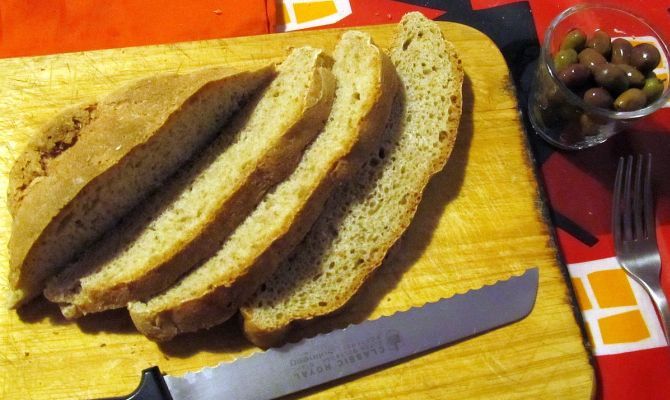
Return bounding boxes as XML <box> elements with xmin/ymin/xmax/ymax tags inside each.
<box><xmin>82</xmin><ymin>52</ymin><xmax>118</xmax><ymax>86</ymax></box>
<box><xmin>174</xmin><ymin>45</ymin><xmax>194</xmax><ymax>61</ymax></box>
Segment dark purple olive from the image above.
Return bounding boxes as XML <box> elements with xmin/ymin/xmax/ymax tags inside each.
<box><xmin>560</xmin><ymin>28</ymin><xmax>587</xmax><ymax>51</ymax></box>
<box><xmin>630</xmin><ymin>43</ymin><xmax>661</xmax><ymax>73</ymax></box>
<box><xmin>614</xmin><ymin>88</ymin><xmax>647</xmax><ymax>111</ymax></box>
<box><xmin>593</xmin><ymin>63</ymin><xmax>629</xmax><ymax>94</ymax></box>
<box><xmin>611</xmin><ymin>38</ymin><xmax>633</xmax><ymax>64</ymax></box>
<box><xmin>586</xmin><ymin>30</ymin><xmax>611</xmax><ymax>57</ymax></box>
<box><xmin>558</xmin><ymin>63</ymin><xmax>591</xmax><ymax>88</ymax></box>
<box><xmin>578</xmin><ymin>48</ymin><xmax>607</xmax><ymax>70</ymax></box>
<box><xmin>618</xmin><ymin>64</ymin><xmax>645</xmax><ymax>88</ymax></box>
<box><xmin>583</xmin><ymin>87</ymin><xmax>614</xmax><ymax>109</ymax></box>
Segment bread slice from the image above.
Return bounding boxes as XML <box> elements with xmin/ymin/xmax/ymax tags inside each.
<box><xmin>7</xmin><ymin>65</ymin><xmax>275</xmax><ymax>307</ymax></box>
<box><xmin>128</xmin><ymin>31</ymin><xmax>398</xmax><ymax>341</ymax></box>
<box><xmin>44</xmin><ymin>47</ymin><xmax>336</xmax><ymax>318</ymax></box>
<box><xmin>240</xmin><ymin>12</ymin><xmax>464</xmax><ymax>348</ymax></box>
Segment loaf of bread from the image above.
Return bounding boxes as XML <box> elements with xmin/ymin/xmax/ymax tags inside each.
<box><xmin>128</xmin><ymin>31</ymin><xmax>398</xmax><ymax>341</ymax></box>
<box><xmin>44</xmin><ymin>47</ymin><xmax>335</xmax><ymax>318</ymax></box>
<box><xmin>240</xmin><ymin>12</ymin><xmax>464</xmax><ymax>348</ymax></box>
<box><xmin>7</xmin><ymin>65</ymin><xmax>275</xmax><ymax>307</ymax></box>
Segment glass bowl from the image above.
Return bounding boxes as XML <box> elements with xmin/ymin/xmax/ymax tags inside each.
<box><xmin>528</xmin><ymin>5</ymin><xmax>670</xmax><ymax>150</ymax></box>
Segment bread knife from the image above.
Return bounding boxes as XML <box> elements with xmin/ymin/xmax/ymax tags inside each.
<box><xmin>99</xmin><ymin>268</ymin><xmax>539</xmax><ymax>400</ymax></box>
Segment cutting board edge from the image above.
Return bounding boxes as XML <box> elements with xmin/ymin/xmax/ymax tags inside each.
<box><xmin>518</xmin><ymin>129</ymin><xmax>598</xmax><ymax>398</ymax></box>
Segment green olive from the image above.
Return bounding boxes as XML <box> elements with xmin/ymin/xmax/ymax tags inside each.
<box><xmin>630</xmin><ymin>43</ymin><xmax>661</xmax><ymax>73</ymax></box>
<box><xmin>618</xmin><ymin>64</ymin><xmax>645</xmax><ymax>88</ymax></box>
<box><xmin>558</xmin><ymin>63</ymin><xmax>591</xmax><ymax>88</ymax></box>
<box><xmin>560</xmin><ymin>29</ymin><xmax>587</xmax><ymax>51</ymax></box>
<box><xmin>580</xmin><ymin>113</ymin><xmax>603</xmax><ymax>136</ymax></box>
<box><xmin>553</xmin><ymin>49</ymin><xmax>578</xmax><ymax>72</ymax></box>
<box><xmin>614</xmin><ymin>88</ymin><xmax>647</xmax><ymax>111</ymax></box>
<box><xmin>611</xmin><ymin>38</ymin><xmax>633</xmax><ymax>64</ymax></box>
<box><xmin>642</xmin><ymin>77</ymin><xmax>665</xmax><ymax>103</ymax></box>
<box><xmin>586</xmin><ymin>30</ymin><xmax>611</xmax><ymax>57</ymax></box>
<box><xmin>542</xmin><ymin>81</ymin><xmax>564</xmax><ymax>105</ymax></box>
<box><xmin>578</xmin><ymin>48</ymin><xmax>607</xmax><ymax>70</ymax></box>
<box><xmin>593</xmin><ymin>63</ymin><xmax>629</xmax><ymax>94</ymax></box>
<box><xmin>583</xmin><ymin>87</ymin><xmax>613</xmax><ymax>109</ymax></box>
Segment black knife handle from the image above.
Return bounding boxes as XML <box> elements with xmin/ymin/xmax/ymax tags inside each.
<box><xmin>95</xmin><ymin>367</ymin><xmax>173</xmax><ymax>400</ymax></box>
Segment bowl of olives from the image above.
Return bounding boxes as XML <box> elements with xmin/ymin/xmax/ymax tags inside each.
<box><xmin>528</xmin><ymin>5</ymin><xmax>670</xmax><ymax>150</ymax></box>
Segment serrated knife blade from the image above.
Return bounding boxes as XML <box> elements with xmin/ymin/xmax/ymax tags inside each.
<box><xmin>101</xmin><ymin>268</ymin><xmax>539</xmax><ymax>400</ymax></box>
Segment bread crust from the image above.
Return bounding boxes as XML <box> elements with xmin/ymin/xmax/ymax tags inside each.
<box><xmin>130</xmin><ymin>32</ymin><xmax>398</xmax><ymax>342</ymax></box>
<box><xmin>241</xmin><ymin>12</ymin><xmax>464</xmax><ymax>348</ymax></box>
<box><xmin>8</xmin><ymin>66</ymin><xmax>275</xmax><ymax>307</ymax></box>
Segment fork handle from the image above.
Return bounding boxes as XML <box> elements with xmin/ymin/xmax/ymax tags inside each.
<box><xmin>648</xmin><ymin>285</ymin><xmax>670</xmax><ymax>346</ymax></box>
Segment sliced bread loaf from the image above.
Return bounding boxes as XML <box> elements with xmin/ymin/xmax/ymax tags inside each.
<box><xmin>240</xmin><ymin>12</ymin><xmax>464</xmax><ymax>348</ymax></box>
<box><xmin>44</xmin><ymin>47</ymin><xmax>336</xmax><ymax>318</ymax></box>
<box><xmin>7</xmin><ymin>65</ymin><xmax>275</xmax><ymax>307</ymax></box>
<box><xmin>128</xmin><ymin>31</ymin><xmax>398</xmax><ymax>341</ymax></box>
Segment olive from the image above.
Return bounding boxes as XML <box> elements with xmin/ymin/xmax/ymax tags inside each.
<box><xmin>578</xmin><ymin>48</ymin><xmax>607</xmax><ymax>70</ymax></box>
<box><xmin>538</xmin><ymin>106</ymin><xmax>562</xmax><ymax>128</ymax></box>
<box><xmin>560</xmin><ymin>28</ymin><xmax>587</xmax><ymax>52</ymax></box>
<box><xmin>586</xmin><ymin>30</ymin><xmax>611</xmax><ymax>57</ymax></box>
<box><xmin>630</xmin><ymin>43</ymin><xmax>661</xmax><ymax>73</ymax></box>
<box><xmin>593</xmin><ymin>63</ymin><xmax>629</xmax><ymax>94</ymax></box>
<box><xmin>611</xmin><ymin>38</ymin><xmax>633</xmax><ymax>64</ymax></box>
<box><xmin>614</xmin><ymin>88</ymin><xmax>647</xmax><ymax>111</ymax></box>
<box><xmin>542</xmin><ymin>81</ymin><xmax>564</xmax><ymax>105</ymax></box>
<box><xmin>557</xmin><ymin>103</ymin><xmax>582</xmax><ymax>121</ymax></box>
<box><xmin>560</xmin><ymin>121</ymin><xmax>586</xmax><ymax>144</ymax></box>
<box><xmin>583</xmin><ymin>87</ymin><xmax>613</xmax><ymax>109</ymax></box>
<box><xmin>558</xmin><ymin>63</ymin><xmax>591</xmax><ymax>88</ymax></box>
<box><xmin>618</xmin><ymin>64</ymin><xmax>645</xmax><ymax>88</ymax></box>
<box><xmin>642</xmin><ymin>77</ymin><xmax>665</xmax><ymax>103</ymax></box>
<box><xmin>553</xmin><ymin>49</ymin><xmax>578</xmax><ymax>72</ymax></box>
<box><xmin>580</xmin><ymin>113</ymin><xmax>603</xmax><ymax>136</ymax></box>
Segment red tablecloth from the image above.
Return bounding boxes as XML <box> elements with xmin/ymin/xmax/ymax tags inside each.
<box><xmin>2</xmin><ymin>1</ymin><xmax>669</xmax><ymax>399</ymax></box>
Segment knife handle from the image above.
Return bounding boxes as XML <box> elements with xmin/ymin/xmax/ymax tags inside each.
<box><xmin>95</xmin><ymin>367</ymin><xmax>173</xmax><ymax>400</ymax></box>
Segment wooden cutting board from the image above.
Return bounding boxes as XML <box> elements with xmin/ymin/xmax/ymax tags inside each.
<box><xmin>0</xmin><ymin>22</ymin><xmax>594</xmax><ymax>399</ymax></box>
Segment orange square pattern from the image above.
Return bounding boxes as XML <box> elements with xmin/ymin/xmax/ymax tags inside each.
<box><xmin>599</xmin><ymin>310</ymin><xmax>651</xmax><ymax>344</ymax></box>
<box><xmin>588</xmin><ymin>269</ymin><xmax>637</xmax><ymax>308</ymax></box>
<box><xmin>294</xmin><ymin>1</ymin><xmax>338</xmax><ymax>23</ymax></box>
<box><xmin>280</xmin><ymin>2</ymin><xmax>291</xmax><ymax>25</ymax></box>
<box><xmin>572</xmin><ymin>277</ymin><xmax>592</xmax><ymax>311</ymax></box>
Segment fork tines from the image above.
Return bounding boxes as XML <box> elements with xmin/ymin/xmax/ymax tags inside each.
<box><xmin>613</xmin><ymin>154</ymin><xmax>654</xmax><ymax>245</ymax></box>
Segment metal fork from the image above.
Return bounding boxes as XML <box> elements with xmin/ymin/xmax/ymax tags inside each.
<box><xmin>613</xmin><ymin>154</ymin><xmax>670</xmax><ymax>345</ymax></box>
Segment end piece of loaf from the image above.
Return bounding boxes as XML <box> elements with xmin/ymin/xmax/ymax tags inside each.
<box><xmin>43</xmin><ymin>47</ymin><xmax>335</xmax><ymax>318</ymax></box>
<box><xmin>128</xmin><ymin>31</ymin><xmax>398</xmax><ymax>341</ymax></box>
<box><xmin>240</xmin><ymin>12</ymin><xmax>464</xmax><ymax>348</ymax></box>
<box><xmin>7</xmin><ymin>65</ymin><xmax>275</xmax><ymax>307</ymax></box>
